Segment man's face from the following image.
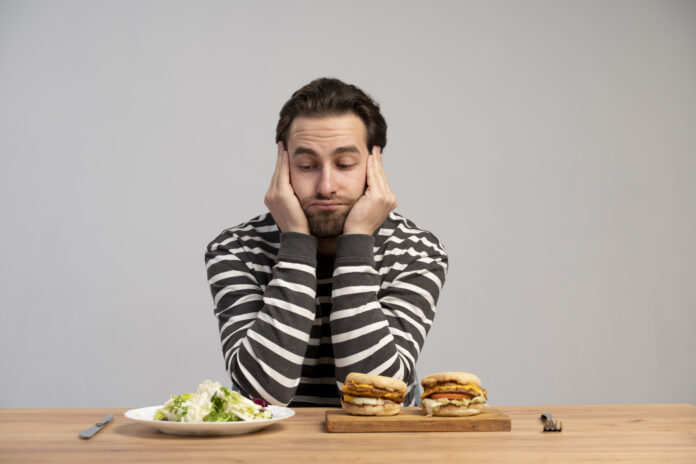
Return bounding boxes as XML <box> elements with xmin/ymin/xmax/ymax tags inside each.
<box><xmin>287</xmin><ymin>113</ymin><xmax>369</xmax><ymax>238</ymax></box>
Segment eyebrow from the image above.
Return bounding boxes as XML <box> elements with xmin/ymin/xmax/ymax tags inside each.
<box><xmin>292</xmin><ymin>145</ymin><xmax>361</xmax><ymax>157</ymax></box>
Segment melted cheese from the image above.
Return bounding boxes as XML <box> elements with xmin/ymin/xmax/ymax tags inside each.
<box><xmin>341</xmin><ymin>381</ymin><xmax>404</xmax><ymax>400</ymax></box>
<box><xmin>420</xmin><ymin>382</ymin><xmax>487</xmax><ymax>399</ymax></box>
<box><xmin>341</xmin><ymin>382</ymin><xmax>372</xmax><ymax>392</ymax></box>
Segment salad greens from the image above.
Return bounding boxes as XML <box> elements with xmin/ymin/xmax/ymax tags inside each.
<box><xmin>153</xmin><ymin>380</ymin><xmax>272</xmax><ymax>422</ymax></box>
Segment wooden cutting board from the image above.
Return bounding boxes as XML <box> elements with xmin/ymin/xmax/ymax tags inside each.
<box><xmin>326</xmin><ymin>407</ymin><xmax>511</xmax><ymax>433</ymax></box>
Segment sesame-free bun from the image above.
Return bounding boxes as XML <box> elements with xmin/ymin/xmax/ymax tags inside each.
<box><xmin>344</xmin><ymin>373</ymin><xmax>407</xmax><ymax>393</ymax></box>
<box><xmin>420</xmin><ymin>372</ymin><xmax>482</xmax><ymax>388</ymax></box>
<box><xmin>428</xmin><ymin>403</ymin><xmax>482</xmax><ymax>417</ymax></box>
<box><xmin>341</xmin><ymin>400</ymin><xmax>402</xmax><ymax>416</ymax></box>
<box><xmin>341</xmin><ymin>373</ymin><xmax>407</xmax><ymax>416</ymax></box>
<box><xmin>421</xmin><ymin>399</ymin><xmax>489</xmax><ymax>417</ymax></box>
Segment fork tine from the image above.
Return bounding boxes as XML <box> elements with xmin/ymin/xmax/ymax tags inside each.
<box><xmin>540</xmin><ymin>412</ymin><xmax>563</xmax><ymax>432</ymax></box>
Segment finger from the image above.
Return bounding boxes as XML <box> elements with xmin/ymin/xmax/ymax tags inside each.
<box><xmin>272</xmin><ymin>143</ymin><xmax>290</xmax><ymax>189</ymax></box>
<box><xmin>371</xmin><ymin>145</ymin><xmax>382</xmax><ymax>168</ymax></box>
<box><xmin>371</xmin><ymin>146</ymin><xmax>385</xmax><ymax>173</ymax></box>
<box><xmin>365</xmin><ymin>153</ymin><xmax>377</xmax><ymax>191</ymax></box>
<box><xmin>272</xmin><ymin>142</ymin><xmax>284</xmax><ymax>177</ymax></box>
<box><xmin>269</xmin><ymin>143</ymin><xmax>283</xmax><ymax>189</ymax></box>
<box><xmin>375</xmin><ymin>147</ymin><xmax>386</xmax><ymax>176</ymax></box>
<box><xmin>377</xmin><ymin>150</ymin><xmax>392</xmax><ymax>190</ymax></box>
<box><xmin>276</xmin><ymin>141</ymin><xmax>285</xmax><ymax>165</ymax></box>
<box><xmin>369</xmin><ymin>147</ymin><xmax>389</xmax><ymax>193</ymax></box>
<box><xmin>279</xmin><ymin>149</ymin><xmax>291</xmax><ymax>186</ymax></box>
<box><xmin>376</xmin><ymin>151</ymin><xmax>396</xmax><ymax>209</ymax></box>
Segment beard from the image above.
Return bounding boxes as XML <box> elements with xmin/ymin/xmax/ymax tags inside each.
<box><xmin>301</xmin><ymin>194</ymin><xmax>359</xmax><ymax>238</ymax></box>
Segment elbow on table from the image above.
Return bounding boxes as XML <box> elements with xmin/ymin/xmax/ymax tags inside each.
<box><xmin>228</xmin><ymin>365</ymin><xmax>296</xmax><ymax>407</ymax></box>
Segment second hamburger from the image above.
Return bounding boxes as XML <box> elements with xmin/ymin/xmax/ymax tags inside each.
<box><xmin>420</xmin><ymin>372</ymin><xmax>488</xmax><ymax>416</ymax></box>
<box><xmin>340</xmin><ymin>373</ymin><xmax>407</xmax><ymax>416</ymax></box>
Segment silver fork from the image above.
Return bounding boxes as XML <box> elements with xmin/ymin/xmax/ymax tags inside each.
<box><xmin>540</xmin><ymin>412</ymin><xmax>563</xmax><ymax>432</ymax></box>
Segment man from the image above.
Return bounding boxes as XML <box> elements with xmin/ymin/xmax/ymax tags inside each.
<box><xmin>205</xmin><ymin>78</ymin><xmax>448</xmax><ymax>407</ymax></box>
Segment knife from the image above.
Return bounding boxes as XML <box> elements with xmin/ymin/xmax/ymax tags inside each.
<box><xmin>79</xmin><ymin>414</ymin><xmax>114</xmax><ymax>439</ymax></box>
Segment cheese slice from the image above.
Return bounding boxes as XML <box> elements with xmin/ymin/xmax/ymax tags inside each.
<box><xmin>341</xmin><ymin>382</ymin><xmax>404</xmax><ymax>400</ymax></box>
<box><xmin>420</xmin><ymin>382</ymin><xmax>487</xmax><ymax>399</ymax></box>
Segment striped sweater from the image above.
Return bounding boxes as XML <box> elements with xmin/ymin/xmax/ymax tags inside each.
<box><xmin>205</xmin><ymin>212</ymin><xmax>448</xmax><ymax>407</ymax></box>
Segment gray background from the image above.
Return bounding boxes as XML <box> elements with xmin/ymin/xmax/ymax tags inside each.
<box><xmin>1</xmin><ymin>0</ymin><xmax>694</xmax><ymax>408</ymax></box>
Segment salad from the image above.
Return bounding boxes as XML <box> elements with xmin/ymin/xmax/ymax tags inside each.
<box><xmin>153</xmin><ymin>380</ymin><xmax>272</xmax><ymax>422</ymax></box>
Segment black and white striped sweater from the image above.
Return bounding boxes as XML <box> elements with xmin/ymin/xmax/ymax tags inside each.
<box><xmin>205</xmin><ymin>212</ymin><xmax>448</xmax><ymax>407</ymax></box>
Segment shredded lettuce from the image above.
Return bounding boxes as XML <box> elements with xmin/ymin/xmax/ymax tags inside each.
<box><xmin>153</xmin><ymin>380</ymin><xmax>272</xmax><ymax>422</ymax></box>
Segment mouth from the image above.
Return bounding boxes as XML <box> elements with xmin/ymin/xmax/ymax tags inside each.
<box><xmin>308</xmin><ymin>201</ymin><xmax>346</xmax><ymax>210</ymax></box>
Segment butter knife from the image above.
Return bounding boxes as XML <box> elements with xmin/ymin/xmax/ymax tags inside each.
<box><xmin>79</xmin><ymin>414</ymin><xmax>114</xmax><ymax>439</ymax></box>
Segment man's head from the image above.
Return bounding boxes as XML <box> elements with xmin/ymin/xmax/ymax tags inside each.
<box><xmin>276</xmin><ymin>77</ymin><xmax>387</xmax><ymax>153</ymax></box>
<box><xmin>276</xmin><ymin>78</ymin><xmax>388</xmax><ymax>238</ymax></box>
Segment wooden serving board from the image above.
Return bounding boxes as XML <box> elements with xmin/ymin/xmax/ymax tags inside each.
<box><xmin>326</xmin><ymin>407</ymin><xmax>511</xmax><ymax>433</ymax></box>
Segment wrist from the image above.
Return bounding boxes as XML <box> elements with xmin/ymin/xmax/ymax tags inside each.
<box><xmin>284</xmin><ymin>224</ymin><xmax>311</xmax><ymax>234</ymax></box>
<box><xmin>342</xmin><ymin>225</ymin><xmax>374</xmax><ymax>236</ymax></box>
<box><xmin>278</xmin><ymin>232</ymin><xmax>318</xmax><ymax>264</ymax></box>
<box><xmin>335</xmin><ymin>234</ymin><xmax>375</xmax><ymax>262</ymax></box>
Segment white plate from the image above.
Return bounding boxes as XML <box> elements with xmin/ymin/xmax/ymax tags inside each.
<box><xmin>124</xmin><ymin>405</ymin><xmax>295</xmax><ymax>436</ymax></box>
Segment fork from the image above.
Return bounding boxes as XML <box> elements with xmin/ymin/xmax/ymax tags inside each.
<box><xmin>540</xmin><ymin>412</ymin><xmax>563</xmax><ymax>432</ymax></box>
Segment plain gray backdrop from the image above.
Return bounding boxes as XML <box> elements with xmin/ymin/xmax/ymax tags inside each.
<box><xmin>1</xmin><ymin>0</ymin><xmax>694</xmax><ymax>408</ymax></box>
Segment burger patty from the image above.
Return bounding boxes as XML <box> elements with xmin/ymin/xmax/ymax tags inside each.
<box><xmin>421</xmin><ymin>382</ymin><xmax>487</xmax><ymax>399</ymax></box>
<box><xmin>423</xmin><ymin>386</ymin><xmax>479</xmax><ymax>397</ymax></box>
<box><xmin>341</xmin><ymin>384</ymin><xmax>405</xmax><ymax>401</ymax></box>
<box><xmin>430</xmin><ymin>393</ymin><xmax>473</xmax><ymax>400</ymax></box>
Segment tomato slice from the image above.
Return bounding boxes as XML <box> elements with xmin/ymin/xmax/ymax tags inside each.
<box><xmin>430</xmin><ymin>393</ymin><xmax>469</xmax><ymax>400</ymax></box>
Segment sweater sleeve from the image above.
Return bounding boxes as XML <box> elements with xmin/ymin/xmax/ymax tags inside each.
<box><xmin>330</xmin><ymin>233</ymin><xmax>448</xmax><ymax>392</ymax></box>
<box><xmin>205</xmin><ymin>231</ymin><xmax>318</xmax><ymax>406</ymax></box>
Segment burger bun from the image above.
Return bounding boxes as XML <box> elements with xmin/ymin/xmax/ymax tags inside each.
<box><xmin>426</xmin><ymin>403</ymin><xmax>482</xmax><ymax>416</ymax></box>
<box><xmin>341</xmin><ymin>400</ymin><xmax>402</xmax><ymax>416</ymax></box>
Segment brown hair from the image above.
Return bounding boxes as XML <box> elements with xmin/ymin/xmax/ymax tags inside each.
<box><xmin>275</xmin><ymin>77</ymin><xmax>387</xmax><ymax>151</ymax></box>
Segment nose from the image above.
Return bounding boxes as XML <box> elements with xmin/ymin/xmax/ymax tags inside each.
<box><xmin>316</xmin><ymin>165</ymin><xmax>336</xmax><ymax>198</ymax></box>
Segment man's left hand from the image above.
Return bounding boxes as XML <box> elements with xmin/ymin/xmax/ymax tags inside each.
<box><xmin>343</xmin><ymin>146</ymin><xmax>397</xmax><ymax>236</ymax></box>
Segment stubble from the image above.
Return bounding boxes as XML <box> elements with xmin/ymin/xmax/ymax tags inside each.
<box><xmin>301</xmin><ymin>195</ymin><xmax>358</xmax><ymax>238</ymax></box>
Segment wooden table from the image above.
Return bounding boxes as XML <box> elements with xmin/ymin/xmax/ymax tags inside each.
<box><xmin>1</xmin><ymin>404</ymin><xmax>694</xmax><ymax>463</ymax></box>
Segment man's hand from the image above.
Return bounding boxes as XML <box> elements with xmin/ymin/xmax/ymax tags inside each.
<box><xmin>343</xmin><ymin>146</ymin><xmax>397</xmax><ymax>236</ymax></box>
<box><xmin>264</xmin><ymin>142</ymin><xmax>310</xmax><ymax>234</ymax></box>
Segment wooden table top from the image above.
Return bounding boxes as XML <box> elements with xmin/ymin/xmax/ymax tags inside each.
<box><xmin>1</xmin><ymin>404</ymin><xmax>695</xmax><ymax>463</ymax></box>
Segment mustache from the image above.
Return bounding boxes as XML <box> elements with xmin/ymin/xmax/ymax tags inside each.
<box><xmin>313</xmin><ymin>194</ymin><xmax>350</xmax><ymax>201</ymax></box>
<box><xmin>301</xmin><ymin>194</ymin><xmax>354</xmax><ymax>206</ymax></box>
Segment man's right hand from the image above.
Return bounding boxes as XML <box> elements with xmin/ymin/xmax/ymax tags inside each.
<box><xmin>264</xmin><ymin>142</ymin><xmax>310</xmax><ymax>234</ymax></box>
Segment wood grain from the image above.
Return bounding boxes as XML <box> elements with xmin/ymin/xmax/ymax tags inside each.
<box><xmin>326</xmin><ymin>407</ymin><xmax>511</xmax><ymax>432</ymax></box>
<box><xmin>0</xmin><ymin>404</ymin><xmax>695</xmax><ymax>463</ymax></box>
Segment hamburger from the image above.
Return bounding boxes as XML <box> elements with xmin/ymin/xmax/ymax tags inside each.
<box><xmin>420</xmin><ymin>372</ymin><xmax>488</xmax><ymax>416</ymax></box>
<box><xmin>340</xmin><ymin>373</ymin><xmax>407</xmax><ymax>416</ymax></box>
